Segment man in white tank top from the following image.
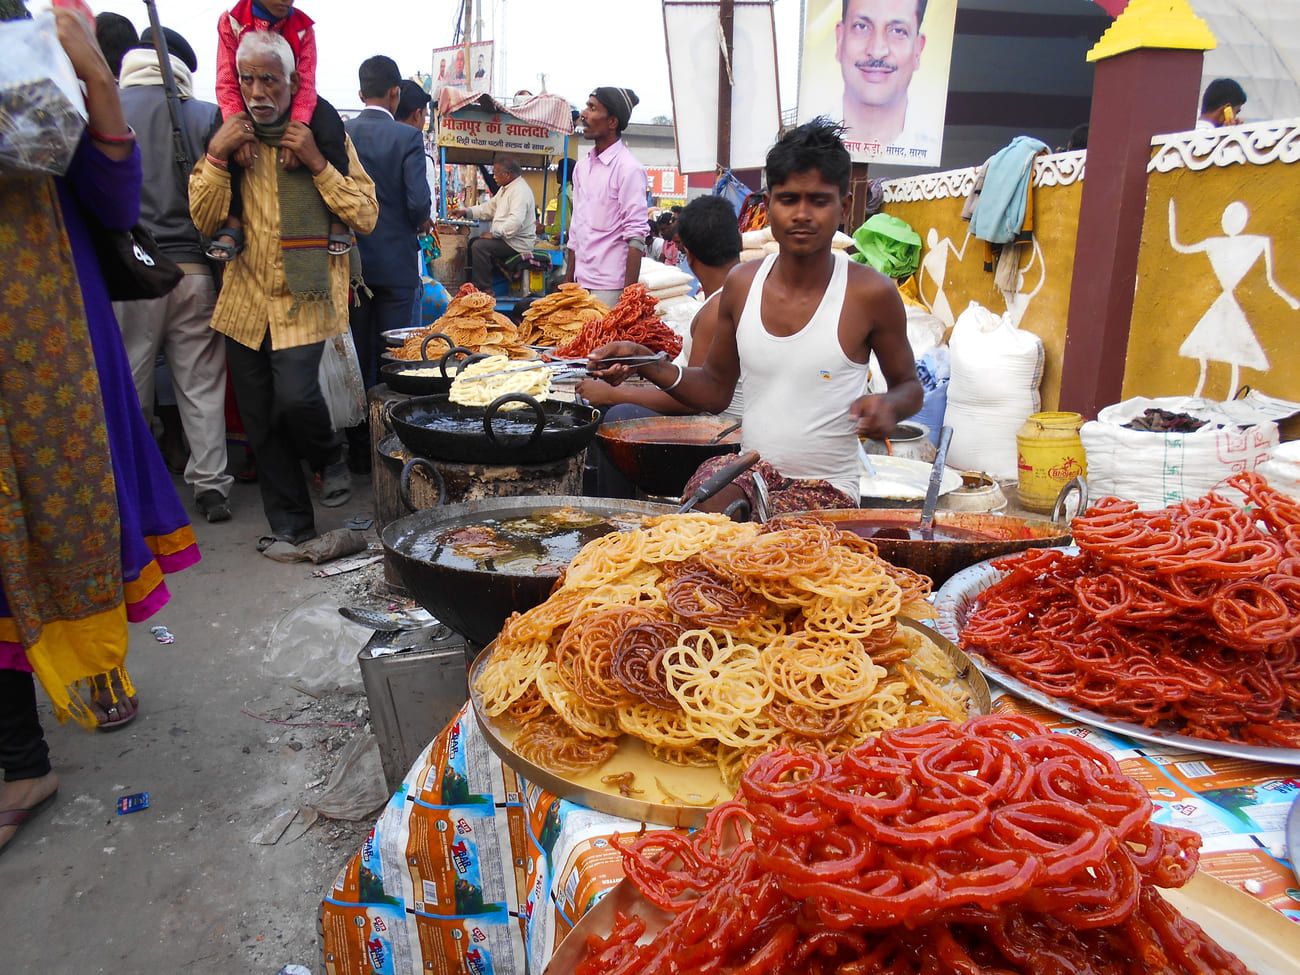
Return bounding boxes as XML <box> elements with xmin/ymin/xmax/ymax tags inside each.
<box><xmin>590</xmin><ymin>118</ymin><xmax>922</xmax><ymax>515</ymax></box>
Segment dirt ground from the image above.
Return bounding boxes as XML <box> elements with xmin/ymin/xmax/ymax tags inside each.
<box><xmin>0</xmin><ymin>478</ymin><xmax>393</xmax><ymax>974</ymax></box>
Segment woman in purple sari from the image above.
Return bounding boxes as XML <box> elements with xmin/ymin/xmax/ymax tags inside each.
<box><xmin>0</xmin><ymin>4</ymin><xmax>198</xmax><ymax>855</ymax></box>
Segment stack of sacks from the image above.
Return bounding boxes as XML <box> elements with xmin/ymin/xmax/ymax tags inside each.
<box><xmin>639</xmin><ymin>257</ymin><xmax>693</xmax><ymax>303</ymax></box>
<box><xmin>658</xmin><ymin>293</ymin><xmax>705</xmax><ymax>349</ymax></box>
<box><xmin>637</xmin><ymin>257</ymin><xmax>698</xmax><ymax>346</ymax></box>
<box><xmin>740</xmin><ymin>226</ymin><xmax>772</xmax><ymax>262</ymax></box>
<box><xmin>740</xmin><ymin>227</ymin><xmax>857</xmax><ymax>262</ymax></box>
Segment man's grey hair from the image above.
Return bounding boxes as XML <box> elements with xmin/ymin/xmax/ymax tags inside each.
<box><xmin>236</xmin><ymin>29</ymin><xmax>295</xmax><ymax>79</ymax></box>
<box><xmin>495</xmin><ymin>156</ymin><xmax>524</xmax><ymax>177</ymax></box>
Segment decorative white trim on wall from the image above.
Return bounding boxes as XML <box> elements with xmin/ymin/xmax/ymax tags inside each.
<box><xmin>882</xmin><ymin>150</ymin><xmax>1087</xmax><ymax>203</ymax></box>
<box><xmin>1148</xmin><ymin>117</ymin><xmax>1300</xmax><ymax>174</ymax></box>
<box><xmin>1035</xmin><ymin>150</ymin><xmax>1087</xmax><ymax>188</ymax></box>
<box><xmin>882</xmin><ymin>167</ymin><xmax>979</xmax><ymax>204</ymax></box>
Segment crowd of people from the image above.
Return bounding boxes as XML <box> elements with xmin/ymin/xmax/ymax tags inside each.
<box><xmin>0</xmin><ymin>0</ymin><xmax>438</xmax><ymax>855</ymax></box>
<box><xmin>0</xmin><ymin>0</ymin><xmax>1263</xmax><ymax>866</ymax></box>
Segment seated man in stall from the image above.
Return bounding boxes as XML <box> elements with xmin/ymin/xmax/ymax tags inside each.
<box><xmin>452</xmin><ymin>155</ymin><xmax>537</xmax><ymax>293</ymax></box>
<box><xmin>577</xmin><ymin>195</ymin><xmax>743</xmax><ymax>499</ymax></box>
<box><xmin>589</xmin><ymin>118</ymin><xmax>922</xmax><ymax>516</ymax></box>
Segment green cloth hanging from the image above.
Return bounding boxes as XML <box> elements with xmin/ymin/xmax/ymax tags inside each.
<box><xmin>851</xmin><ymin>213</ymin><xmax>922</xmax><ymax>279</ymax></box>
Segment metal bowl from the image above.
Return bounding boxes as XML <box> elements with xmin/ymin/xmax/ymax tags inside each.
<box><xmin>596</xmin><ymin>415</ymin><xmax>742</xmax><ymax>498</ymax></box>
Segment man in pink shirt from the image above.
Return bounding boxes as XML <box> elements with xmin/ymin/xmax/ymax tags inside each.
<box><xmin>564</xmin><ymin>86</ymin><xmax>649</xmax><ymax>306</ymax></box>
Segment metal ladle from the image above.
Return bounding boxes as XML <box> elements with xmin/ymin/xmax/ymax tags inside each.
<box><xmin>917</xmin><ymin>426</ymin><xmax>954</xmax><ymax>536</ymax></box>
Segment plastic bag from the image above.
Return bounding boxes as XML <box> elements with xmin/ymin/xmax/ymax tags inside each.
<box><xmin>318</xmin><ymin>329</ymin><xmax>366</xmax><ymax>430</ymax></box>
<box><xmin>713</xmin><ymin>168</ymin><xmax>752</xmax><ymax>218</ymax></box>
<box><xmin>863</xmin><ymin>306</ymin><xmax>948</xmax><ymax>395</ymax></box>
<box><xmin>907</xmin><ymin>347</ymin><xmax>951</xmax><ymax>446</ymax></box>
<box><xmin>851</xmin><ymin>213</ymin><xmax>922</xmax><ymax>279</ymax></box>
<box><xmin>262</xmin><ymin>593</ymin><xmax>371</xmax><ymax>694</ymax></box>
<box><xmin>0</xmin><ymin>11</ymin><xmax>86</xmax><ymax>178</ymax></box>
<box><xmin>944</xmin><ymin>301</ymin><xmax>1043</xmax><ymax>479</ymax></box>
<box><xmin>417</xmin><ymin>247</ymin><xmax>450</xmax><ymax>325</ymax></box>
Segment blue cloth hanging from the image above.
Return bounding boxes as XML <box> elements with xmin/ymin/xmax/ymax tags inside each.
<box><xmin>713</xmin><ymin>169</ymin><xmax>751</xmax><ymax>217</ymax></box>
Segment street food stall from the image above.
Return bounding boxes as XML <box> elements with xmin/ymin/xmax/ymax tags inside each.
<box><xmin>320</xmin><ymin>469</ymin><xmax>1300</xmax><ymax>975</ymax></box>
<box><xmin>431</xmin><ymin>87</ymin><xmax>575</xmax><ymax>298</ymax></box>
<box><xmin>321</xmin><ymin>0</ymin><xmax>1300</xmax><ymax>963</ymax></box>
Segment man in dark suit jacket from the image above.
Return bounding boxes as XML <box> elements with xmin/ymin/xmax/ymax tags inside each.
<box><xmin>345</xmin><ymin>55</ymin><xmax>432</xmax><ymax>471</ymax></box>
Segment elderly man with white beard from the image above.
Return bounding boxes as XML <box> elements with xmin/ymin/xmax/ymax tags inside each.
<box><xmin>189</xmin><ymin>30</ymin><xmax>377</xmax><ymax>551</ymax></box>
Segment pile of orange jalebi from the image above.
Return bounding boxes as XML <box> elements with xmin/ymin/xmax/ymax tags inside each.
<box><xmin>579</xmin><ymin>716</ymin><xmax>1247</xmax><ymax>975</ymax></box>
<box><xmin>962</xmin><ymin>472</ymin><xmax>1300</xmax><ymax>745</ymax></box>
<box><xmin>554</xmin><ymin>283</ymin><xmax>682</xmax><ymax>359</ymax></box>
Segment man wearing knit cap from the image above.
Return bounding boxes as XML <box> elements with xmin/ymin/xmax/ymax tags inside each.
<box><xmin>565</xmin><ymin>86</ymin><xmax>649</xmax><ymax>306</ymax></box>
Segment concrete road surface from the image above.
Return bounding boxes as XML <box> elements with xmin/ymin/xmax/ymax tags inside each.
<box><xmin>0</xmin><ymin>478</ymin><xmax>387</xmax><ymax>974</ymax></box>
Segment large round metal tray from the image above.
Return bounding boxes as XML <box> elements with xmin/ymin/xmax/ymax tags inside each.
<box><xmin>382</xmin><ymin>326</ymin><xmax>425</xmax><ymax>347</ymax></box>
<box><xmin>933</xmin><ymin>550</ymin><xmax>1300</xmax><ymax>767</ymax></box>
<box><xmin>543</xmin><ymin>867</ymin><xmax>1300</xmax><ymax>975</ymax></box>
<box><xmin>469</xmin><ymin>617</ymin><xmax>991</xmax><ymax>829</ymax></box>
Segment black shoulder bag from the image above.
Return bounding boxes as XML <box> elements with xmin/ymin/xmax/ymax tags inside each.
<box><xmin>90</xmin><ymin>222</ymin><xmax>183</xmax><ymax>302</ymax></box>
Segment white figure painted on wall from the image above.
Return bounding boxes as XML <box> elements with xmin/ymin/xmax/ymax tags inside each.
<box><xmin>998</xmin><ymin>237</ymin><xmax>1046</xmax><ymax>329</ymax></box>
<box><xmin>1169</xmin><ymin>199</ymin><xmax>1298</xmax><ymax>398</ymax></box>
<box><xmin>918</xmin><ymin>228</ymin><xmax>970</xmax><ymax>329</ymax></box>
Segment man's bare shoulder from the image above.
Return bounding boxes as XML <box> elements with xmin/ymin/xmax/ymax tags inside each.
<box><xmin>721</xmin><ymin>259</ymin><xmax>762</xmax><ymax>292</ymax></box>
<box><xmin>842</xmin><ymin>257</ymin><xmax>906</xmax><ymax>346</ymax></box>
<box><xmin>844</xmin><ymin>257</ymin><xmax>899</xmax><ymax>301</ymax></box>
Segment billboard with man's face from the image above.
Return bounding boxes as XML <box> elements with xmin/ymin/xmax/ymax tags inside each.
<box><xmin>798</xmin><ymin>0</ymin><xmax>957</xmax><ymax>167</ymax></box>
<box><xmin>432</xmin><ymin>41</ymin><xmax>495</xmax><ymax>98</ymax></box>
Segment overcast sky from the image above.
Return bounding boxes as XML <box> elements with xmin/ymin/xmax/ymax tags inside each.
<box><xmin>79</xmin><ymin>0</ymin><xmax>803</xmax><ymax>122</ymax></box>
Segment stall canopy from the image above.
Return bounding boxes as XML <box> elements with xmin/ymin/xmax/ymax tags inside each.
<box><xmin>435</xmin><ymin>87</ymin><xmax>574</xmax><ymax>168</ymax></box>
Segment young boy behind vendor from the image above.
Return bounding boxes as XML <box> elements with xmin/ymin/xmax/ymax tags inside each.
<box><xmin>589</xmin><ymin>118</ymin><xmax>922</xmax><ymax>516</ymax></box>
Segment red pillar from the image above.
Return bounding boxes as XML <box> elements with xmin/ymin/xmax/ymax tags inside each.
<box><xmin>1058</xmin><ymin>48</ymin><xmax>1204</xmax><ymax>418</ymax></box>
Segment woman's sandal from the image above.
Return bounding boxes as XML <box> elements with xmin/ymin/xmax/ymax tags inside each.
<box><xmin>89</xmin><ymin>673</ymin><xmax>139</xmax><ymax>731</ymax></box>
<box><xmin>206</xmin><ymin>227</ymin><xmax>245</xmax><ymax>263</ymax></box>
<box><xmin>0</xmin><ymin>789</ymin><xmax>58</xmax><ymax>858</ymax></box>
<box><xmin>327</xmin><ymin>232</ymin><xmax>354</xmax><ymax>256</ymax></box>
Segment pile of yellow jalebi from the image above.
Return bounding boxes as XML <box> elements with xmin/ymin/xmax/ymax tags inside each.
<box><xmin>391</xmin><ymin>284</ymin><xmax>534</xmax><ymax>360</ymax></box>
<box><xmin>474</xmin><ymin>513</ymin><xmax>970</xmax><ymax>792</ymax></box>
<box><xmin>517</xmin><ymin>283</ymin><xmax>610</xmax><ymax>347</ymax></box>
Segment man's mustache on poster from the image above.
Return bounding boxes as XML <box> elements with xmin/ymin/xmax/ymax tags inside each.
<box><xmin>854</xmin><ymin>57</ymin><xmax>896</xmax><ymax>74</ymax></box>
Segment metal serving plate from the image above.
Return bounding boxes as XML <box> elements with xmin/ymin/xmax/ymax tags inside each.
<box><xmin>933</xmin><ymin>550</ymin><xmax>1300</xmax><ymax>767</ymax></box>
<box><xmin>544</xmin><ymin>869</ymin><xmax>1300</xmax><ymax>975</ymax></box>
<box><xmin>859</xmin><ymin>455</ymin><xmax>962</xmax><ymax>504</ymax></box>
<box><xmin>382</xmin><ymin>327</ymin><xmax>426</xmax><ymax>347</ymax></box>
<box><xmin>470</xmin><ymin>617</ymin><xmax>990</xmax><ymax>830</ymax></box>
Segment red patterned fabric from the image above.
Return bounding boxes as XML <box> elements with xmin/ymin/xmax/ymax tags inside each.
<box><xmin>436</xmin><ymin>88</ymin><xmax>574</xmax><ymax>135</ymax></box>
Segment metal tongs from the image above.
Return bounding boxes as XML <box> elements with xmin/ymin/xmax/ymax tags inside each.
<box><xmin>456</xmin><ymin>352</ymin><xmax>667</xmax><ymax>384</ymax></box>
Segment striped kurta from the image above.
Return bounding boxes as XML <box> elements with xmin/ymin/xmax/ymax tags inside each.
<box><xmin>189</xmin><ymin>135</ymin><xmax>378</xmax><ymax>351</ymax></box>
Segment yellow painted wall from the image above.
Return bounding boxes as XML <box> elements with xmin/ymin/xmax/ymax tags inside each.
<box><xmin>1123</xmin><ymin>161</ymin><xmax>1300</xmax><ymax>401</ymax></box>
<box><xmin>883</xmin><ymin>178</ymin><xmax>1083</xmax><ymax>411</ymax></box>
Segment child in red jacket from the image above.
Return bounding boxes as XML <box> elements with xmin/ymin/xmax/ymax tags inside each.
<box><xmin>208</xmin><ymin>0</ymin><xmax>351</xmax><ymax>261</ymax></box>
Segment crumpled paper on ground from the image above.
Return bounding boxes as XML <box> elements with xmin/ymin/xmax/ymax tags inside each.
<box><xmin>308</xmin><ymin>733</ymin><xmax>389</xmax><ymax>821</ymax></box>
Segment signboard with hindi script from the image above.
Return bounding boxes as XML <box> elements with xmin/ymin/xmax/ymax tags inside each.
<box><xmin>436</xmin><ymin>110</ymin><xmax>565</xmax><ymax>166</ymax></box>
<box><xmin>797</xmin><ymin>0</ymin><xmax>958</xmax><ymax>167</ymax></box>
